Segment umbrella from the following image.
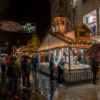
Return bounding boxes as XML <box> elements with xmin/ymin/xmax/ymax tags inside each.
<box><xmin>86</xmin><ymin>44</ymin><xmax>100</xmax><ymax>63</ymax></box>
<box><xmin>86</xmin><ymin>44</ymin><xmax>100</xmax><ymax>55</ymax></box>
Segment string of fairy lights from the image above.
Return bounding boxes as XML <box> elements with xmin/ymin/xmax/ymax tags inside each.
<box><xmin>47</xmin><ymin>15</ymin><xmax>98</xmax><ymax>47</ymax></box>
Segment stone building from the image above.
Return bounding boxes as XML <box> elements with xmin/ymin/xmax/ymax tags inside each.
<box><xmin>50</xmin><ymin>0</ymin><xmax>100</xmax><ymax>41</ymax></box>
<box><xmin>77</xmin><ymin>0</ymin><xmax>100</xmax><ymax>41</ymax></box>
<box><xmin>50</xmin><ymin>0</ymin><xmax>77</xmax><ymax>31</ymax></box>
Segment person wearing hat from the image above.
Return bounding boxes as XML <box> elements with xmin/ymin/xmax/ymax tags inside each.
<box><xmin>7</xmin><ymin>57</ymin><xmax>21</xmax><ymax>99</ymax></box>
<box><xmin>22</xmin><ymin>56</ymin><xmax>31</xmax><ymax>90</ymax></box>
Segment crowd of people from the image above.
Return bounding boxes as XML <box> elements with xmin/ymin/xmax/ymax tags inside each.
<box><xmin>0</xmin><ymin>55</ymin><xmax>40</xmax><ymax>99</ymax></box>
<box><xmin>0</xmin><ymin>53</ymin><xmax>99</xmax><ymax>99</ymax></box>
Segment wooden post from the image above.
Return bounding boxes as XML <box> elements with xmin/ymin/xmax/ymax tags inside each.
<box><xmin>69</xmin><ymin>47</ymin><xmax>70</xmax><ymax>69</ymax></box>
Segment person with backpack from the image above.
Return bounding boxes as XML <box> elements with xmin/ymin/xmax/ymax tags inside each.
<box><xmin>7</xmin><ymin>57</ymin><xmax>21</xmax><ymax>100</ymax></box>
<box><xmin>22</xmin><ymin>56</ymin><xmax>31</xmax><ymax>90</ymax></box>
<box><xmin>57</xmin><ymin>57</ymin><xmax>68</xmax><ymax>83</ymax></box>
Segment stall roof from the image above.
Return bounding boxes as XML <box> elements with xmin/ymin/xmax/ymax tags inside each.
<box><xmin>19</xmin><ymin>44</ymin><xmax>36</xmax><ymax>52</ymax></box>
<box><xmin>38</xmin><ymin>24</ymin><xmax>97</xmax><ymax>52</ymax></box>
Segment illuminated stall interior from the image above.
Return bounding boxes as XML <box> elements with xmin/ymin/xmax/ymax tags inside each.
<box><xmin>38</xmin><ymin>22</ymin><xmax>97</xmax><ymax>70</ymax></box>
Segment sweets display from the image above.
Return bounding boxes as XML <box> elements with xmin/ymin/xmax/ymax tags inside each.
<box><xmin>40</xmin><ymin>62</ymin><xmax>90</xmax><ymax>70</ymax></box>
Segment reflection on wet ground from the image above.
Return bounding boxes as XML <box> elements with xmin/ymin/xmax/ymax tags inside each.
<box><xmin>0</xmin><ymin>69</ymin><xmax>66</xmax><ymax>100</ymax></box>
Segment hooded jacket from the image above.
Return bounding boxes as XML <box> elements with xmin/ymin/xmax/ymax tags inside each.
<box><xmin>58</xmin><ymin>59</ymin><xmax>68</xmax><ymax>69</ymax></box>
<box><xmin>7</xmin><ymin>62</ymin><xmax>21</xmax><ymax>78</ymax></box>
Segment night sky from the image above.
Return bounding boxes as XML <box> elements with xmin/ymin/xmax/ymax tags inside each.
<box><xmin>0</xmin><ymin>0</ymin><xmax>51</xmax><ymax>40</ymax></box>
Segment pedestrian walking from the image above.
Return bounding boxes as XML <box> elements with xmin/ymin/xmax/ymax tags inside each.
<box><xmin>34</xmin><ymin>55</ymin><xmax>40</xmax><ymax>74</ymax></box>
<box><xmin>57</xmin><ymin>57</ymin><xmax>68</xmax><ymax>83</ymax></box>
<box><xmin>22</xmin><ymin>56</ymin><xmax>31</xmax><ymax>90</ymax></box>
<box><xmin>31</xmin><ymin>55</ymin><xmax>35</xmax><ymax>71</ymax></box>
<box><xmin>1</xmin><ymin>57</ymin><xmax>7</xmax><ymax>76</ymax></box>
<box><xmin>7</xmin><ymin>57</ymin><xmax>21</xmax><ymax>99</ymax></box>
<box><xmin>49</xmin><ymin>56</ymin><xmax>55</xmax><ymax>80</ymax></box>
<box><xmin>89</xmin><ymin>53</ymin><xmax>99</xmax><ymax>85</ymax></box>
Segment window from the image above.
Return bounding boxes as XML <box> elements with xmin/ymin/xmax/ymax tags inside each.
<box><xmin>79</xmin><ymin>31</ymin><xmax>86</xmax><ymax>37</ymax></box>
<box><xmin>83</xmin><ymin>0</ymin><xmax>88</xmax><ymax>3</ymax></box>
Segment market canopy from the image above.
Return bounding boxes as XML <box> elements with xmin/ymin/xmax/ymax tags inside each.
<box><xmin>18</xmin><ymin>44</ymin><xmax>36</xmax><ymax>52</ymax></box>
<box><xmin>38</xmin><ymin>24</ymin><xmax>97</xmax><ymax>52</ymax></box>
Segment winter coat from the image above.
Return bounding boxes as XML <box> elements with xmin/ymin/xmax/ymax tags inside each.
<box><xmin>45</xmin><ymin>56</ymin><xmax>49</xmax><ymax>62</ymax></box>
<box><xmin>58</xmin><ymin>59</ymin><xmax>68</xmax><ymax>69</ymax></box>
<box><xmin>22</xmin><ymin>60</ymin><xmax>31</xmax><ymax>75</ymax></box>
<box><xmin>34</xmin><ymin>57</ymin><xmax>40</xmax><ymax>69</ymax></box>
<box><xmin>7</xmin><ymin>62</ymin><xmax>21</xmax><ymax>78</ymax></box>
<box><xmin>31</xmin><ymin>57</ymin><xmax>35</xmax><ymax>65</ymax></box>
<box><xmin>5</xmin><ymin>57</ymin><xmax>10</xmax><ymax>63</ymax></box>
<box><xmin>49</xmin><ymin>57</ymin><xmax>55</xmax><ymax>71</ymax></box>
<box><xmin>78</xmin><ymin>54</ymin><xmax>81</xmax><ymax>63</ymax></box>
<box><xmin>89</xmin><ymin>58</ymin><xmax>99</xmax><ymax>72</ymax></box>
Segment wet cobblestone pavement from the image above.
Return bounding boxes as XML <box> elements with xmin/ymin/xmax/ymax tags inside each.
<box><xmin>0</xmin><ymin>69</ymin><xmax>66</xmax><ymax>100</ymax></box>
<box><xmin>1</xmin><ymin>68</ymin><xmax>100</xmax><ymax>100</ymax></box>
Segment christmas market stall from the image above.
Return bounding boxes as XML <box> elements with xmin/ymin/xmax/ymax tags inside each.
<box><xmin>15</xmin><ymin>44</ymin><xmax>37</xmax><ymax>57</ymax></box>
<box><xmin>38</xmin><ymin>23</ymin><xmax>100</xmax><ymax>83</ymax></box>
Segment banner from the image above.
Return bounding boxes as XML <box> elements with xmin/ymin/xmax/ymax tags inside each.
<box><xmin>0</xmin><ymin>20</ymin><xmax>36</xmax><ymax>33</ymax></box>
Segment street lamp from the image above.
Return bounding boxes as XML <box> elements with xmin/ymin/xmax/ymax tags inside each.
<box><xmin>6</xmin><ymin>43</ymin><xmax>8</xmax><ymax>45</ymax></box>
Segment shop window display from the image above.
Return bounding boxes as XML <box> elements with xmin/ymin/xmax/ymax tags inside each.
<box><xmin>83</xmin><ymin>10</ymin><xmax>97</xmax><ymax>36</ymax></box>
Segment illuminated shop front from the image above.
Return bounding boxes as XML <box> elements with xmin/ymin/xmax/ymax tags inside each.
<box><xmin>83</xmin><ymin>10</ymin><xmax>97</xmax><ymax>36</ymax></box>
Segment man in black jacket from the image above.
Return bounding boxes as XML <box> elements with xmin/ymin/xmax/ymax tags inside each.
<box><xmin>22</xmin><ymin>56</ymin><xmax>31</xmax><ymax>90</ymax></box>
<box><xmin>89</xmin><ymin>53</ymin><xmax>99</xmax><ymax>85</ymax></box>
<box><xmin>7</xmin><ymin>57</ymin><xmax>21</xmax><ymax>99</ymax></box>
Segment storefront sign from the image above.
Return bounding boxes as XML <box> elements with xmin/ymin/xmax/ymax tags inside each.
<box><xmin>88</xmin><ymin>14</ymin><xmax>97</xmax><ymax>24</ymax></box>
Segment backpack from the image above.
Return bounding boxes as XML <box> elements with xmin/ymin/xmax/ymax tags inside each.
<box><xmin>24</xmin><ymin>62</ymin><xmax>30</xmax><ymax>73</ymax></box>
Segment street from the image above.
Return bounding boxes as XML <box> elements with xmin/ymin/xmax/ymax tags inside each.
<box><xmin>0</xmin><ymin>67</ymin><xmax>66</xmax><ymax>100</ymax></box>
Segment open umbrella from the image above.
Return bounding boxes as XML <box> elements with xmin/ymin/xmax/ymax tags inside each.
<box><xmin>86</xmin><ymin>44</ymin><xmax>100</xmax><ymax>55</ymax></box>
<box><xmin>86</xmin><ymin>43</ymin><xmax>100</xmax><ymax>63</ymax></box>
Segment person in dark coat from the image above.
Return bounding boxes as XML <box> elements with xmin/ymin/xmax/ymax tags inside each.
<box><xmin>31</xmin><ymin>55</ymin><xmax>35</xmax><ymax>71</ymax></box>
<box><xmin>80</xmin><ymin>56</ymin><xmax>86</xmax><ymax>64</ymax></box>
<box><xmin>49</xmin><ymin>56</ymin><xmax>55</xmax><ymax>80</ymax></box>
<box><xmin>34</xmin><ymin>55</ymin><xmax>40</xmax><ymax>74</ymax></box>
<box><xmin>7</xmin><ymin>57</ymin><xmax>21</xmax><ymax>99</ymax></box>
<box><xmin>22</xmin><ymin>56</ymin><xmax>31</xmax><ymax>90</ymax></box>
<box><xmin>89</xmin><ymin>53</ymin><xmax>99</xmax><ymax>85</ymax></box>
<box><xmin>78</xmin><ymin>54</ymin><xmax>81</xmax><ymax>63</ymax></box>
<box><xmin>45</xmin><ymin>54</ymin><xmax>49</xmax><ymax>62</ymax></box>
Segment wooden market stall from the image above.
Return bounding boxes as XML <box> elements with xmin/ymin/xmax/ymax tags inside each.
<box><xmin>15</xmin><ymin>44</ymin><xmax>37</xmax><ymax>57</ymax></box>
<box><xmin>38</xmin><ymin>23</ymin><xmax>100</xmax><ymax>83</ymax></box>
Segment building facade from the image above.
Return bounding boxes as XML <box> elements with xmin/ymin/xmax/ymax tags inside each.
<box><xmin>77</xmin><ymin>0</ymin><xmax>100</xmax><ymax>41</ymax></box>
<box><xmin>50</xmin><ymin>0</ymin><xmax>100</xmax><ymax>41</ymax></box>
